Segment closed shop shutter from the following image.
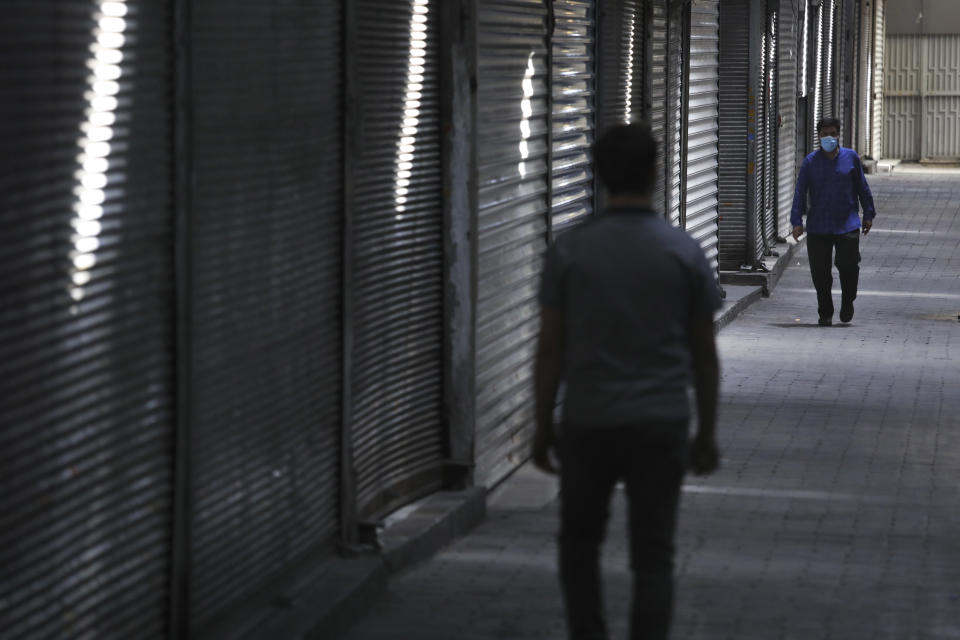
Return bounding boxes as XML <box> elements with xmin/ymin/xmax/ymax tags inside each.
<box><xmin>648</xmin><ymin>0</ymin><xmax>668</xmax><ymax>217</ymax></box>
<box><xmin>797</xmin><ymin>0</ymin><xmax>811</xmax><ymax>162</ymax></box>
<box><xmin>475</xmin><ymin>0</ymin><xmax>550</xmax><ymax>487</ymax></box>
<box><xmin>187</xmin><ymin>2</ymin><xmax>343</xmax><ymax>629</ymax></box>
<box><xmin>552</xmin><ymin>0</ymin><xmax>597</xmax><ymax>234</ymax></box>
<box><xmin>597</xmin><ymin>0</ymin><xmax>645</xmax><ymax>131</ymax></box>
<box><xmin>857</xmin><ymin>0</ymin><xmax>873</xmax><ymax>155</ymax></box>
<box><xmin>762</xmin><ymin>9</ymin><xmax>779</xmax><ymax>245</ymax></box>
<box><xmin>872</xmin><ymin>0</ymin><xmax>885</xmax><ymax>160</ymax></box>
<box><xmin>684</xmin><ymin>0</ymin><xmax>720</xmax><ymax>274</ymax></box>
<box><xmin>349</xmin><ymin>0</ymin><xmax>445</xmax><ymax>521</ymax></box>
<box><xmin>837</xmin><ymin>0</ymin><xmax>852</xmax><ymax>143</ymax></box>
<box><xmin>718</xmin><ymin>0</ymin><xmax>751</xmax><ymax>270</ymax></box>
<box><xmin>666</xmin><ymin>2</ymin><xmax>684</xmax><ymax>228</ymax></box>
<box><xmin>754</xmin><ymin>22</ymin><xmax>769</xmax><ymax>260</ymax></box>
<box><xmin>778</xmin><ymin>0</ymin><xmax>800</xmax><ymax>240</ymax></box>
<box><xmin>1</xmin><ymin>2</ymin><xmax>175</xmax><ymax>638</ymax></box>
<box><xmin>821</xmin><ymin>0</ymin><xmax>836</xmax><ymax>120</ymax></box>
<box><xmin>813</xmin><ymin>0</ymin><xmax>824</xmax><ymax>148</ymax></box>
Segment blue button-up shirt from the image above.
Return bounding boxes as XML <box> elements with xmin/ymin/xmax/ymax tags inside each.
<box><xmin>790</xmin><ymin>147</ymin><xmax>877</xmax><ymax>235</ymax></box>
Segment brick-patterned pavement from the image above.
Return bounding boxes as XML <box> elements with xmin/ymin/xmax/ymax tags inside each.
<box><xmin>340</xmin><ymin>172</ymin><xmax>960</xmax><ymax>640</ymax></box>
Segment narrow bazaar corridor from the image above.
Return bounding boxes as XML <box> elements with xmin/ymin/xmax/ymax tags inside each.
<box><xmin>340</xmin><ymin>171</ymin><xmax>960</xmax><ymax>639</ymax></box>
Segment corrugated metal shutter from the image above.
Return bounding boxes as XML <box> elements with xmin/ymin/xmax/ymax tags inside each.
<box><xmin>797</xmin><ymin>0</ymin><xmax>811</xmax><ymax>162</ymax></box>
<box><xmin>1</xmin><ymin>2</ymin><xmax>174</xmax><ymax>638</ymax></box>
<box><xmin>872</xmin><ymin>0</ymin><xmax>885</xmax><ymax>160</ymax></box>
<box><xmin>666</xmin><ymin>1</ymin><xmax>684</xmax><ymax>228</ymax></box>
<box><xmin>475</xmin><ymin>0</ymin><xmax>550</xmax><ymax>487</ymax></box>
<box><xmin>813</xmin><ymin>0</ymin><xmax>824</xmax><ymax>148</ymax></box>
<box><xmin>684</xmin><ymin>0</ymin><xmax>720</xmax><ymax>275</ymax></box>
<box><xmin>648</xmin><ymin>0</ymin><xmax>668</xmax><ymax>217</ymax></box>
<box><xmin>552</xmin><ymin>0</ymin><xmax>596</xmax><ymax>234</ymax></box>
<box><xmin>778</xmin><ymin>0</ymin><xmax>799</xmax><ymax>240</ymax></box>
<box><xmin>857</xmin><ymin>0</ymin><xmax>873</xmax><ymax>155</ymax></box>
<box><xmin>837</xmin><ymin>0</ymin><xmax>852</xmax><ymax>144</ymax></box>
<box><xmin>717</xmin><ymin>0</ymin><xmax>750</xmax><ymax>270</ymax></box>
<box><xmin>349</xmin><ymin>0</ymin><xmax>445</xmax><ymax>521</ymax></box>
<box><xmin>821</xmin><ymin>0</ymin><xmax>835</xmax><ymax>120</ymax></box>
<box><xmin>187</xmin><ymin>2</ymin><xmax>343</xmax><ymax>629</ymax></box>
<box><xmin>597</xmin><ymin>0</ymin><xmax>645</xmax><ymax>130</ymax></box>
<box><xmin>754</xmin><ymin>23</ymin><xmax>768</xmax><ymax>260</ymax></box>
<box><xmin>762</xmin><ymin>9</ymin><xmax>778</xmax><ymax>245</ymax></box>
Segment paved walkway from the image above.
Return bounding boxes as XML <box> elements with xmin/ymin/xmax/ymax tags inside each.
<box><xmin>340</xmin><ymin>173</ymin><xmax>960</xmax><ymax>639</ymax></box>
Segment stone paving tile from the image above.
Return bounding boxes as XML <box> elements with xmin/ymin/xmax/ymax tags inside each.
<box><xmin>339</xmin><ymin>173</ymin><xmax>960</xmax><ymax>639</ymax></box>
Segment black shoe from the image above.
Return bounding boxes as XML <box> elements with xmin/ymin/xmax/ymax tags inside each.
<box><xmin>839</xmin><ymin>301</ymin><xmax>854</xmax><ymax>323</ymax></box>
<box><xmin>818</xmin><ymin>317</ymin><xmax>832</xmax><ymax>326</ymax></box>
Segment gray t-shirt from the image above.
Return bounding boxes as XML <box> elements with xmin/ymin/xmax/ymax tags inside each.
<box><xmin>539</xmin><ymin>208</ymin><xmax>722</xmax><ymax>426</ymax></box>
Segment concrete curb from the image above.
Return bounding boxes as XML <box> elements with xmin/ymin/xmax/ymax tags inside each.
<box><xmin>714</xmin><ymin>285</ymin><xmax>764</xmax><ymax>334</ymax></box>
<box><xmin>714</xmin><ymin>237</ymin><xmax>805</xmax><ymax>331</ymax></box>
<box><xmin>719</xmin><ymin>237</ymin><xmax>805</xmax><ymax>297</ymax></box>
<box><xmin>381</xmin><ymin>487</ymin><xmax>487</xmax><ymax>573</ymax></box>
<box><xmin>242</xmin><ymin>487</ymin><xmax>486</xmax><ymax>640</ymax></box>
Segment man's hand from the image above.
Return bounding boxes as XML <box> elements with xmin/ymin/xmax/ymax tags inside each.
<box><xmin>792</xmin><ymin>225</ymin><xmax>804</xmax><ymax>241</ymax></box>
<box><xmin>531</xmin><ymin>425</ymin><xmax>558</xmax><ymax>474</ymax></box>
<box><xmin>862</xmin><ymin>219</ymin><xmax>873</xmax><ymax>235</ymax></box>
<box><xmin>689</xmin><ymin>433</ymin><xmax>720</xmax><ymax>476</ymax></box>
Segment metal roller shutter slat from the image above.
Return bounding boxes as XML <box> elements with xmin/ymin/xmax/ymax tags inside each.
<box><xmin>187</xmin><ymin>0</ymin><xmax>342</xmax><ymax>628</ymax></box>
<box><xmin>717</xmin><ymin>0</ymin><xmax>750</xmax><ymax>269</ymax></box>
<box><xmin>684</xmin><ymin>0</ymin><xmax>720</xmax><ymax>276</ymax></box>
<box><xmin>552</xmin><ymin>0</ymin><xmax>597</xmax><ymax>235</ymax></box>
<box><xmin>475</xmin><ymin>0</ymin><xmax>550</xmax><ymax>487</ymax></box>
<box><xmin>1</xmin><ymin>2</ymin><xmax>174</xmax><ymax>638</ymax></box>
<box><xmin>778</xmin><ymin>0</ymin><xmax>799</xmax><ymax>240</ymax></box>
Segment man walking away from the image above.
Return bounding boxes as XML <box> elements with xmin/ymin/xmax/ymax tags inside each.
<box><xmin>791</xmin><ymin>117</ymin><xmax>877</xmax><ymax>326</ymax></box>
<box><xmin>531</xmin><ymin>123</ymin><xmax>722</xmax><ymax>640</ymax></box>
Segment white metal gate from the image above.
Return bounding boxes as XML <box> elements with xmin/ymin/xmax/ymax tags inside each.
<box><xmin>884</xmin><ymin>34</ymin><xmax>960</xmax><ymax>161</ymax></box>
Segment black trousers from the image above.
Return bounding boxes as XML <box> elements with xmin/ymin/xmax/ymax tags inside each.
<box><xmin>558</xmin><ymin>423</ymin><xmax>688</xmax><ymax>640</ymax></box>
<box><xmin>806</xmin><ymin>231</ymin><xmax>861</xmax><ymax>319</ymax></box>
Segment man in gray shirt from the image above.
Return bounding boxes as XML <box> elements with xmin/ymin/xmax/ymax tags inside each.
<box><xmin>532</xmin><ymin>123</ymin><xmax>722</xmax><ymax>640</ymax></box>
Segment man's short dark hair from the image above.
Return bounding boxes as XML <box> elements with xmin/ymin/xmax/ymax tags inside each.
<box><xmin>817</xmin><ymin>117</ymin><xmax>841</xmax><ymax>133</ymax></box>
<box><xmin>594</xmin><ymin>123</ymin><xmax>658</xmax><ymax>196</ymax></box>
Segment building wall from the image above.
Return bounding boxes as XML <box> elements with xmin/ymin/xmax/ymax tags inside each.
<box><xmin>886</xmin><ymin>0</ymin><xmax>960</xmax><ymax>35</ymax></box>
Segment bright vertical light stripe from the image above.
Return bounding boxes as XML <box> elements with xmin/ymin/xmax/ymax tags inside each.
<box><xmin>800</xmin><ymin>2</ymin><xmax>809</xmax><ymax>97</ymax></box>
<box><xmin>394</xmin><ymin>0</ymin><xmax>431</xmax><ymax>219</ymax></box>
<box><xmin>70</xmin><ymin>1</ymin><xmax>127</xmax><ymax>304</ymax></box>
<box><xmin>518</xmin><ymin>52</ymin><xmax>536</xmax><ymax>178</ymax></box>
<box><xmin>824</xmin><ymin>1</ymin><xmax>834</xmax><ymax>111</ymax></box>
<box><xmin>814</xmin><ymin>4</ymin><xmax>823</xmax><ymax>129</ymax></box>
<box><xmin>624</xmin><ymin>6</ymin><xmax>637</xmax><ymax>123</ymax></box>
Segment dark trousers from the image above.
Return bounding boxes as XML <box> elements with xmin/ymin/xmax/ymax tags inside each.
<box><xmin>558</xmin><ymin>423</ymin><xmax>688</xmax><ymax>640</ymax></box>
<box><xmin>806</xmin><ymin>231</ymin><xmax>861</xmax><ymax>319</ymax></box>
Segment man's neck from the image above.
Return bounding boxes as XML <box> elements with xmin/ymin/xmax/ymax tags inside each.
<box><xmin>824</xmin><ymin>148</ymin><xmax>840</xmax><ymax>160</ymax></box>
<box><xmin>607</xmin><ymin>194</ymin><xmax>653</xmax><ymax>210</ymax></box>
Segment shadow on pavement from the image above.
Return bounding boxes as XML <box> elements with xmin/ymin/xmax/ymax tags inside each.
<box><xmin>767</xmin><ymin>322</ymin><xmax>854</xmax><ymax>328</ymax></box>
